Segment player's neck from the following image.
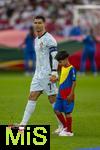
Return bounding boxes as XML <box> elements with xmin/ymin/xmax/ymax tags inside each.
<box><xmin>65</xmin><ymin>61</ymin><xmax>71</xmax><ymax>67</ymax></box>
<box><xmin>37</xmin><ymin>30</ymin><xmax>46</xmax><ymax>38</ymax></box>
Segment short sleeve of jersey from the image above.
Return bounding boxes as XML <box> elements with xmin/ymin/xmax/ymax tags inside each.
<box><xmin>70</xmin><ymin>67</ymin><xmax>76</xmax><ymax>81</ymax></box>
<box><xmin>46</xmin><ymin>33</ymin><xmax>57</xmax><ymax>49</ymax></box>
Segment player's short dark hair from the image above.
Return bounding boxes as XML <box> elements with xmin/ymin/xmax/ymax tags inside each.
<box><xmin>55</xmin><ymin>50</ymin><xmax>69</xmax><ymax>61</ymax></box>
<box><xmin>34</xmin><ymin>15</ymin><xmax>45</xmax><ymax>22</ymax></box>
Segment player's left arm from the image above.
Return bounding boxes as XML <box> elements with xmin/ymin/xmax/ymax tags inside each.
<box><xmin>92</xmin><ymin>35</ymin><xmax>100</xmax><ymax>43</ymax></box>
<box><xmin>67</xmin><ymin>81</ymin><xmax>76</xmax><ymax>102</ymax></box>
<box><xmin>67</xmin><ymin>68</ymin><xmax>76</xmax><ymax>102</ymax></box>
<box><xmin>48</xmin><ymin>37</ymin><xmax>58</xmax><ymax>83</ymax></box>
<box><xmin>49</xmin><ymin>47</ymin><xmax>58</xmax><ymax>83</ymax></box>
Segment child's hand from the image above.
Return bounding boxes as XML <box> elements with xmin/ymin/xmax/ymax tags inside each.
<box><xmin>67</xmin><ymin>93</ymin><xmax>74</xmax><ymax>103</ymax></box>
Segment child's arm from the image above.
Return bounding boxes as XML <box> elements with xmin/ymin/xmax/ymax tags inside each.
<box><xmin>67</xmin><ymin>81</ymin><xmax>76</xmax><ymax>103</ymax></box>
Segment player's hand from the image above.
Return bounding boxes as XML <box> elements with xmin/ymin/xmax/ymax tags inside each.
<box><xmin>67</xmin><ymin>93</ymin><xmax>74</xmax><ymax>103</ymax></box>
<box><xmin>50</xmin><ymin>75</ymin><xmax>58</xmax><ymax>83</ymax></box>
<box><xmin>50</xmin><ymin>71</ymin><xmax>58</xmax><ymax>83</ymax></box>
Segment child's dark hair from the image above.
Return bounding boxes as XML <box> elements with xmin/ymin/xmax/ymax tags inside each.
<box><xmin>34</xmin><ymin>15</ymin><xmax>45</xmax><ymax>22</ymax></box>
<box><xmin>55</xmin><ymin>50</ymin><xmax>69</xmax><ymax>61</ymax></box>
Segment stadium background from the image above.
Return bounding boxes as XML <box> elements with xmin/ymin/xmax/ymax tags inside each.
<box><xmin>0</xmin><ymin>0</ymin><xmax>100</xmax><ymax>71</ymax></box>
<box><xmin>0</xmin><ymin>1</ymin><xmax>100</xmax><ymax>150</ymax></box>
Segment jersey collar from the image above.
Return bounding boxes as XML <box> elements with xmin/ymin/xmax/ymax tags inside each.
<box><xmin>38</xmin><ymin>32</ymin><xmax>47</xmax><ymax>39</ymax></box>
<box><xmin>64</xmin><ymin>64</ymin><xmax>72</xmax><ymax>68</ymax></box>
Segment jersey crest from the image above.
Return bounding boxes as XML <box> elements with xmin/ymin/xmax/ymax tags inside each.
<box><xmin>40</xmin><ymin>42</ymin><xmax>43</xmax><ymax>49</ymax></box>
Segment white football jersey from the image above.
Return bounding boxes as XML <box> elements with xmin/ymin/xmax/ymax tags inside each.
<box><xmin>34</xmin><ymin>32</ymin><xmax>57</xmax><ymax>78</ymax></box>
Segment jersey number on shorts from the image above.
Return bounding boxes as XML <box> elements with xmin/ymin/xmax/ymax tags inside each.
<box><xmin>48</xmin><ymin>83</ymin><xmax>52</xmax><ymax>91</ymax></box>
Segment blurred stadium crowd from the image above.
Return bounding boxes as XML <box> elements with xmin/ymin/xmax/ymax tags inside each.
<box><xmin>0</xmin><ymin>0</ymin><xmax>100</xmax><ymax>36</ymax></box>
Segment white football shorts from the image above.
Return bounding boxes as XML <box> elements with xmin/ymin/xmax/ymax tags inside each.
<box><xmin>30</xmin><ymin>75</ymin><xmax>58</xmax><ymax>96</ymax></box>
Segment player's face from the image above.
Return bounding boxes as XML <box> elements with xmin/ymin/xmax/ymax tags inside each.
<box><xmin>33</xmin><ymin>19</ymin><xmax>45</xmax><ymax>32</ymax></box>
<box><xmin>59</xmin><ymin>58</ymin><xmax>68</xmax><ymax>67</ymax></box>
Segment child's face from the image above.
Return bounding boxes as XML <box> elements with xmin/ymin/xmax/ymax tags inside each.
<box><xmin>59</xmin><ymin>58</ymin><xmax>68</xmax><ymax>67</ymax></box>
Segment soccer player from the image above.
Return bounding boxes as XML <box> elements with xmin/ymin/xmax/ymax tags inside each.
<box><xmin>54</xmin><ymin>50</ymin><xmax>76</xmax><ymax>136</ymax></box>
<box><xmin>18</xmin><ymin>16</ymin><xmax>61</xmax><ymax>129</ymax></box>
<box><xmin>80</xmin><ymin>28</ymin><xmax>98</xmax><ymax>75</ymax></box>
<box><xmin>19</xmin><ymin>26</ymin><xmax>36</xmax><ymax>74</ymax></box>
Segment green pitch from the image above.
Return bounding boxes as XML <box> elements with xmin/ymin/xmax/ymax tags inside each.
<box><xmin>0</xmin><ymin>72</ymin><xmax>100</xmax><ymax>150</ymax></box>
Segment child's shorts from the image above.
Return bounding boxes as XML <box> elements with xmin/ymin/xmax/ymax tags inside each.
<box><xmin>54</xmin><ymin>98</ymin><xmax>74</xmax><ymax>114</ymax></box>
